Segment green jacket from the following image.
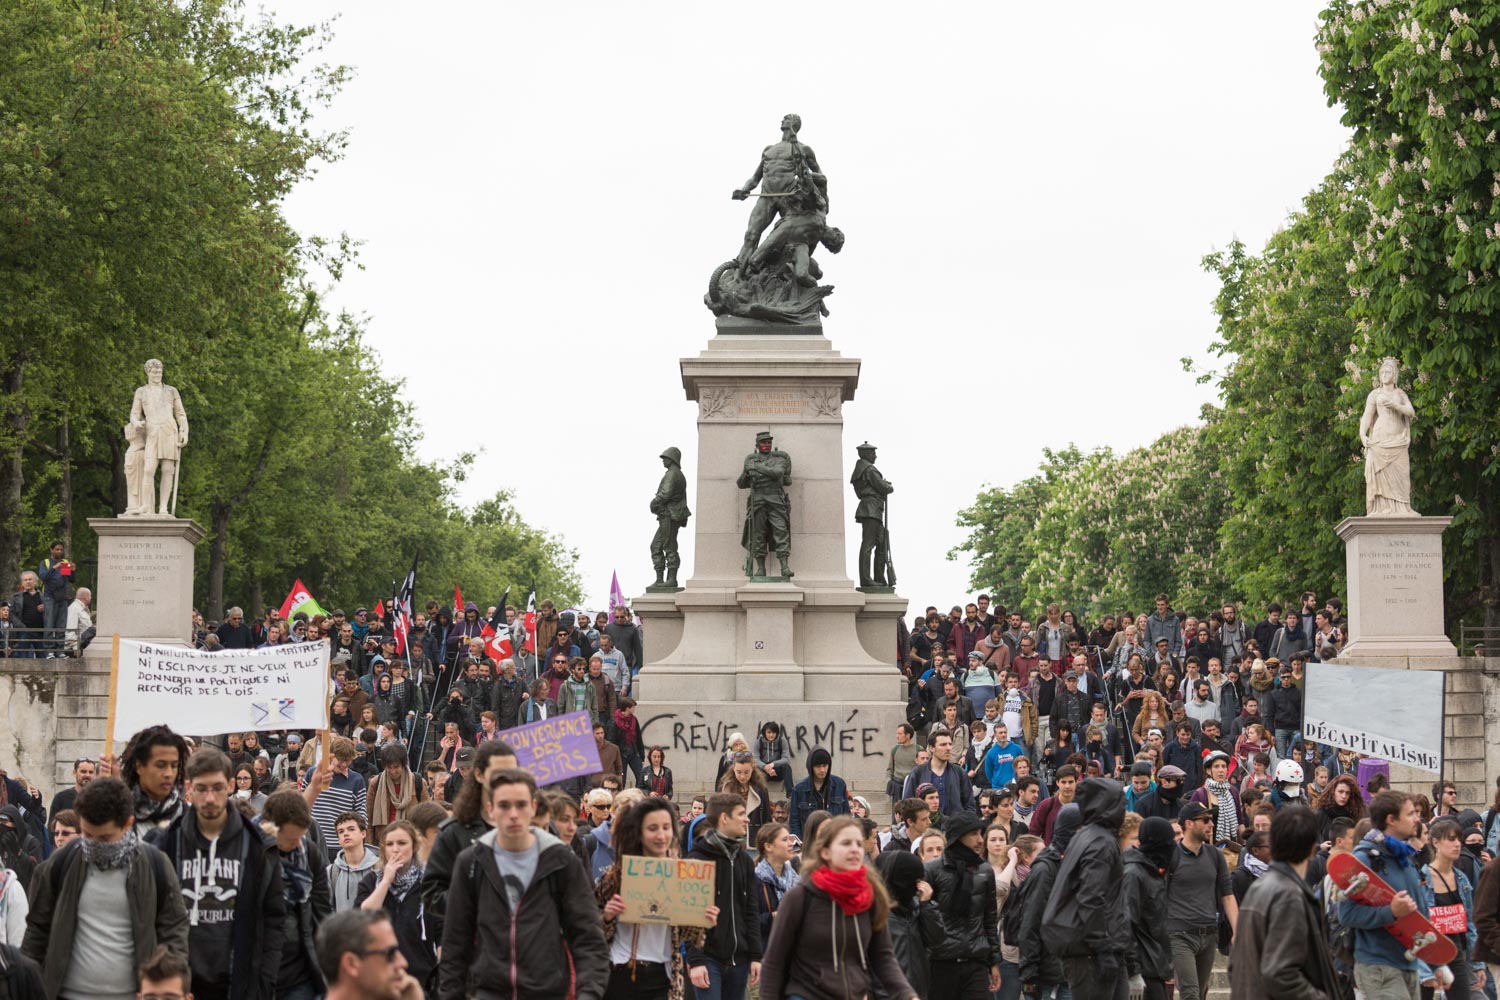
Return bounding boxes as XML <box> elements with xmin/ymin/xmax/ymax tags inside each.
<box><xmin>22</xmin><ymin>837</ymin><xmax>190</xmax><ymax>1000</ymax></box>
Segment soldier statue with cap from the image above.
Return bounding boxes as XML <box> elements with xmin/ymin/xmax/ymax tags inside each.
<box><xmin>851</xmin><ymin>442</ymin><xmax>894</xmax><ymax>589</ymax></box>
<box><xmin>649</xmin><ymin>446</ymin><xmax>691</xmax><ymax>589</ymax></box>
<box><xmin>737</xmin><ymin>430</ymin><xmax>793</xmax><ymax>579</ymax></box>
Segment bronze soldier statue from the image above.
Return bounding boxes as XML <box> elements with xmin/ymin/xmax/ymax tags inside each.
<box><xmin>649</xmin><ymin>447</ymin><xmax>691</xmax><ymax>589</ymax></box>
<box><xmin>738</xmin><ymin>430</ymin><xmax>793</xmax><ymax>579</ymax></box>
<box><xmin>851</xmin><ymin>442</ymin><xmax>894</xmax><ymax>588</ymax></box>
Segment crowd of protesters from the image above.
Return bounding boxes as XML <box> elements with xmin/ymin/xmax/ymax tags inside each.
<box><xmin>2</xmin><ymin>586</ymin><xmax>1500</xmax><ymax>1000</ymax></box>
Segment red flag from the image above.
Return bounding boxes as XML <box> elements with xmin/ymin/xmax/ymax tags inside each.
<box><xmin>523</xmin><ymin>588</ymin><xmax>537</xmax><ymax>653</ymax></box>
<box><xmin>277</xmin><ymin>579</ymin><xmax>324</xmax><ymax>620</ymax></box>
<box><xmin>486</xmin><ymin>628</ymin><xmax>515</xmax><ymax>661</ymax></box>
<box><xmin>372</xmin><ymin>599</ymin><xmax>385</xmax><ymax>619</ymax></box>
<box><xmin>454</xmin><ymin>585</ymin><xmax>464</xmax><ymax>615</ymax></box>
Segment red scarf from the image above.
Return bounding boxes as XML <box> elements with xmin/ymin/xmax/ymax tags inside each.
<box><xmin>811</xmin><ymin>865</ymin><xmax>874</xmax><ymax>916</ymax></box>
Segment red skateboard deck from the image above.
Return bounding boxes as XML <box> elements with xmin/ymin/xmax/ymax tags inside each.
<box><xmin>1328</xmin><ymin>851</ymin><xmax>1458</xmax><ymax>967</ymax></box>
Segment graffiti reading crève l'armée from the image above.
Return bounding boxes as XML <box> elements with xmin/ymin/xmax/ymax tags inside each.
<box><xmin>639</xmin><ymin>708</ymin><xmax>884</xmax><ymax>759</ymax></box>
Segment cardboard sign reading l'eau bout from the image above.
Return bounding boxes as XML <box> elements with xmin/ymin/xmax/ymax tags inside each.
<box><xmin>618</xmin><ymin>855</ymin><xmax>716</xmax><ymax>927</ymax></box>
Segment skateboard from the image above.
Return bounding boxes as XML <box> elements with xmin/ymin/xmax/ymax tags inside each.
<box><xmin>1327</xmin><ymin>851</ymin><xmax>1458</xmax><ymax>967</ymax></box>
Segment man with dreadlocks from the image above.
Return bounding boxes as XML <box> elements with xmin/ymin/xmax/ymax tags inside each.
<box><xmin>104</xmin><ymin>725</ymin><xmax>191</xmax><ymax>831</ymax></box>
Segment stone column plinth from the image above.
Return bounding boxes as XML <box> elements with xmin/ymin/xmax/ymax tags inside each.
<box><xmin>88</xmin><ymin>516</ymin><xmax>205</xmax><ymax>646</ymax></box>
<box><xmin>1335</xmin><ymin>515</ymin><xmax>1455</xmax><ymax>658</ymax></box>
<box><xmin>632</xmin><ymin>326</ymin><xmax>908</xmax><ymax>800</ymax></box>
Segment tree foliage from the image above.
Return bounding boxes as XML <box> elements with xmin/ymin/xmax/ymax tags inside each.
<box><xmin>954</xmin><ymin>9</ymin><xmax>1500</xmax><ymax>633</ymax></box>
<box><xmin>1317</xmin><ymin>1</ymin><xmax>1500</xmax><ymax>627</ymax></box>
<box><xmin>1198</xmin><ymin>175</ymin><xmax>1366</xmax><ymax>610</ymax></box>
<box><xmin>953</xmin><ymin>428</ymin><xmax>1231</xmax><ymax>619</ymax></box>
<box><xmin>0</xmin><ymin>0</ymin><xmax>578</xmax><ymax>617</ymax></box>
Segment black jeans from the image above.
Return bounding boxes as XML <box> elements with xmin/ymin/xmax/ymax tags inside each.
<box><xmin>606</xmin><ymin>960</ymin><xmax>671</xmax><ymax>1000</ymax></box>
<box><xmin>930</xmin><ymin>959</ymin><xmax>991</xmax><ymax>1000</ymax></box>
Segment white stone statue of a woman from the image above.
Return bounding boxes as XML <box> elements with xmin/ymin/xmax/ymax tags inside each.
<box><xmin>1359</xmin><ymin>356</ymin><xmax>1417</xmax><ymax>516</ymax></box>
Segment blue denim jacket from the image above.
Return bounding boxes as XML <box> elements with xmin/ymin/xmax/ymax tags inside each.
<box><xmin>1337</xmin><ymin>833</ymin><xmax>1433</xmax><ymax>979</ymax></box>
<box><xmin>1419</xmin><ymin>862</ymin><xmax>1486</xmax><ymax>971</ymax></box>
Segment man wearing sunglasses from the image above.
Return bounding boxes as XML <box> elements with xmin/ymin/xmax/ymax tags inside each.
<box><xmin>316</xmin><ymin>909</ymin><xmax>423</xmax><ymax>1000</ymax></box>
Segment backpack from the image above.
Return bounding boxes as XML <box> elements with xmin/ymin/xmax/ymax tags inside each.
<box><xmin>1001</xmin><ymin>866</ymin><xmax>1035</xmax><ymax>945</ymax></box>
<box><xmin>905</xmin><ymin>685</ymin><xmax>929</xmax><ymax>730</ymax></box>
<box><xmin>1321</xmin><ymin>874</ymin><xmax>1355</xmax><ymax>972</ymax></box>
<box><xmin>584</xmin><ymin>830</ymin><xmax>613</xmax><ymax>882</ymax></box>
<box><xmin>0</xmin><ymin>944</ymin><xmax>45</xmax><ymax>1000</ymax></box>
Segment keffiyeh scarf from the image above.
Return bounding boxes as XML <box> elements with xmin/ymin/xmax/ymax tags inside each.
<box><xmin>134</xmin><ymin>785</ymin><xmax>185</xmax><ymax>827</ymax></box>
<box><xmin>81</xmin><ymin>828</ymin><xmax>140</xmax><ymax>871</ymax></box>
<box><xmin>392</xmin><ymin>861</ymin><xmax>424</xmax><ymax>899</ymax></box>
<box><xmin>1205</xmin><ymin>778</ymin><xmax>1238</xmax><ymax>845</ymax></box>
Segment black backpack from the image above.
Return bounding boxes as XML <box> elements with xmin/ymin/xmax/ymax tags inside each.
<box><xmin>905</xmin><ymin>684</ymin><xmax>929</xmax><ymax>730</ymax></box>
<box><xmin>1001</xmin><ymin>865</ymin><xmax>1035</xmax><ymax>945</ymax></box>
<box><xmin>0</xmin><ymin>945</ymin><xmax>45</xmax><ymax>1000</ymax></box>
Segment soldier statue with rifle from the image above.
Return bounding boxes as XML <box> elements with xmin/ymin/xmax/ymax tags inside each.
<box><xmin>738</xmin><ymin>430</ymin><xmax>793</xmax><ymax>579</ymax></box>
<box><xmin>649</xmin><ymin>446</ymin><xmax>691</xmax><ymax>589</ymax></box>
<box><xmin>851</xmin><ymin>442</ymin><xmax>894</xmax><ymax>589</ymax></box>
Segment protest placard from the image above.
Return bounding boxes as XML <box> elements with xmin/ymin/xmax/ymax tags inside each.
<box><xmin>109</xmin><ymin>638</ymin><xmax>331</xmax><ymax>743</ymax></box>
<box><xmin>618</xmin><ymin>854</ymin><xmax>717</xmax><ymax>927</ymax></box>
<box><xmin>1304</xmin><ymin>661</ymin><xmax>1446</xmax><ymax>773</ymax></box>
<box><xmin>497</xmin><ymin>711</ymin><xmax>602</xmax><ymax>786</ymax></box>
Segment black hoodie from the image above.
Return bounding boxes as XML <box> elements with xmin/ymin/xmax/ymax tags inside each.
<box><xmin>1016</xmin><ymin>803</ymin><xmax>1081</xmax><ymax>988</ymax></box>
<box><xmin>145</xmin><ymin>804</ymin><xmax>288</xmax><ymax>1000</ymax></box>
<box><xmin>1045</xmin><ymin>778</ymin><xmax>1128</xmax><ymax>965</ymax></box>
<box><xmin>1121</xmin><ymin>817</ymin><xmax>1175</xmax><ymax>980</ymax></box>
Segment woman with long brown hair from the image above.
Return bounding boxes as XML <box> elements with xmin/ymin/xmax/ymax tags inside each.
<box><xmin>1132</xmin><ymin>691</ymin><xmax>1169</xmax><ymax>745</ymax></box>
<box><xmin>1311</xmin><ymin>773</ymin><xmax>1367</xmax><ymax>842</ymax></box>
<box><xmin>597</xmin><ymin>796</ymin><xmax>716</xmax><ymax>1000</ymax></box>
<box><xmin>716</xmin><ymin>749</ymin><xmax>770</xmax><ymax>841</ymax></box>
<box><xmin>759</xmin><ymin>815</ymin><xmax>917</xmax><ymax>1000</ymax></box>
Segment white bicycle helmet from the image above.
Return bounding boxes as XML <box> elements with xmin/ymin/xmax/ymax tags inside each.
<box><xmin>1274</xmin><ymin>758</ymin><xmax>1305</xmax><ymax>796</ymax></box>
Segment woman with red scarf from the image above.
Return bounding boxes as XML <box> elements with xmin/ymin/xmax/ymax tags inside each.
<box><xmin>759</xmin><ymin>815</ymin><xmax>918</xmax><ymax>1000</ymax></box>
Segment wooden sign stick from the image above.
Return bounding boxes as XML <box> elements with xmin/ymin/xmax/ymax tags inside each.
<box><xmin>103</xmin><ymin>633</ymin><xmax>121</xmax><ymax>759</ymax></box>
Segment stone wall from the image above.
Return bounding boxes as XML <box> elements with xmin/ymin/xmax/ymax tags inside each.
<box><xmin>0</xmin><ymin>653</ymin><xmax>110</xmax><ymax>801</ymax></box>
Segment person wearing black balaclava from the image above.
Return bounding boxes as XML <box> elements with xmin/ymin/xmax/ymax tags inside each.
<box><xmin>1045</xmin><ymin>777</ymin><xmax>1128</xmax><ymax>1000</ymax></box>
<box><xmin>1134</xmin><ymin>765</ymin><xmax>1187</xmax><ymax>822</ymax></box>
<box><xmin>1122</xmin><ymin>817</ymin><xmax>1177</xmax><ymax>1000</ymax></box>
<box><xmin>1454</xmin><ymin>808</ymin><xmax>1487</xmax><ymax>893</ymax></box>
<box><xmin>0</xmin><ymin>806</ymin><xmax>39</xmax><ymax>891</ymax></box>
<box><xmin>1016</xmin><ymin>802</ymin><xmax>1081</xmax><ymax>999</ymax></box>
<box><xmin>874</xmin><ymin>848</ymin><xmax>941</xmax><ymax>999</ymax></box>
<box><xmin>924</xmin><ymin>812</ymin><xmax>1000</xmax><ymax>997</ymax></box>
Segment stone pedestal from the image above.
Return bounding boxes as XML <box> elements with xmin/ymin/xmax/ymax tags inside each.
<box><xmin>1332</xmin><ymin>514</ymin><xmax>1485</xmax><ymax>799</ymax></box>
<box><xmin>88</xmin><ymin>516</ymin><xmax>205</xmax><ymax>646</ymax></box>
<box><xmin>634</xmin><ymin>328</ymin><xmax>907</xmax><ymax>799</ymax></box>
<box><xmin>1335</xmin><ymin>515</ymin><xmax>1456</xmax><ymax>658</ymax></box>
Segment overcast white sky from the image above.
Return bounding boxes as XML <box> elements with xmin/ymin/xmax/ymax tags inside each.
<box><xmin>273</xmin><ymin>2</ymin><xmax>1350</xmax><ymax>611</ymax></box>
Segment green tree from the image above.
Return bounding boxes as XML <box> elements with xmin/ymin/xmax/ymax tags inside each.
<box><xmin>952</xmin><ymin>431</ymin><xmax>1230</xmax><ymax>620</ymax></box>
<box><xmin>950</xmin><ymin>446</ymin><xmax>1081</xmax><ymax>610</ymax></box>
<box><xmin>1198</xmin><ymin>175</ymin><xmax>1365</xmax><ymax>610</ymax></box>
<box><xmin>0</xmin><ymin>0</ymin><xmax>347</xmax><ymax>573</ymax></box>
<box><xmin>1317</xmin><ymin>2</ymin><xmax>1500</xmax><ymax>629</ymax></box>
<box><xmin>0</xmin><ymin>2</ymin><xmax>581</xmax><ymax>622</ymax></box>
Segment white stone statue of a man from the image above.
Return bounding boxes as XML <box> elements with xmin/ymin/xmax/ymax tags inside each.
<box><xmin>124</xmin><ymin>358</ymin><xmax>189</xmax><ymax>516</ymax></box>
<box><xmin>1360</xmin><ymin>355</ymin><xmax>1417</xmax><ymax>516</ymax></box>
